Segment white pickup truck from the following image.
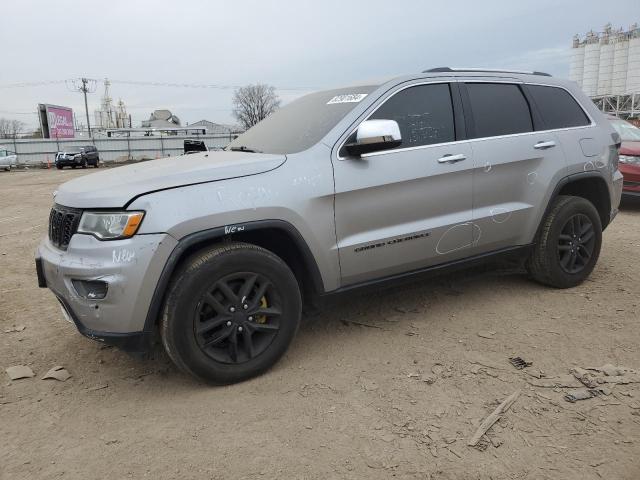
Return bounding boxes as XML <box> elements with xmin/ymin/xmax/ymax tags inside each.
<box><xmin>0</xmin><ymin>148</ymin><xmax>17</xmax><ymax>171</ymax></box>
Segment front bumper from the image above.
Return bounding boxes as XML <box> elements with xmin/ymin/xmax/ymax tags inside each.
<box><xmin>36</xmin><ymin>232</ymin><xmax>177</xmax><ymax>352</ymax></box>
<box><xmin>56</xmin><ymin>157</ymin><xmax>82</xmax><ymax>166</ymax></box>
<box><xmin>620</xmin><ymin>163</ymin><xmax>640</xmax><ymax>197</ymax></box>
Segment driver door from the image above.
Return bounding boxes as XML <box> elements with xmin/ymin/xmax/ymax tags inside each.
<box><xmin>332</xmin><ymin>82</ymin><xmax>475</xmax><ymax>286</ymax></box>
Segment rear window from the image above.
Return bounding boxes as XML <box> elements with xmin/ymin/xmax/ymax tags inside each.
<box><xmin>527</xmin><ymin>85</ymin><xmax>590</xmax><ymax>130</ymax></box>
<box><xmin>466</xmin><ymin>83</ymin><xmax>533</xmax><ymax>138</ymax></box>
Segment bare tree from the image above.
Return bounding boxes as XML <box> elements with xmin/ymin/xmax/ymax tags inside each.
<box><xmin>232</xmin><ymin>84</ymin><xmax>280</xmax><ymax>130</ymax></box>
<box><xmin>0</xmin><ymin>118</ymin><xmax>26</xmax><ymax>138</ymax></box>
<box><xmin>10</xmin><ymin>119</ymin><xmax>25</xmax><ymax>137</ymax></box>
<box><xmin>0</xmin><ymin>119</ymin><xmax>10</xmax><ymax>138</ymax></box>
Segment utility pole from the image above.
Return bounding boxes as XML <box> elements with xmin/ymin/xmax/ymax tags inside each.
<box><xmin>67</xmin><ymin>78</ymin><xmax>96</xmax><ymax>138</ymax></box>
<box><xmin>82</xmin><ymin>78</ymin><xmax>91</xmax><ymax>137</ymax></box>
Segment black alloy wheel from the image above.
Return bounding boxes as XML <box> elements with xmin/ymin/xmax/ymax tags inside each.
<box><xmin>556</xmin><ymin>214</ymin><xmax>596</xmax><ymax>274</ymax></box>
<box><xmin>194</xmin><ymin>272</ymin><xmax>282</xmax><ymax>364</ymax></box>
<box><xmin>528</xmin><ymin>195</ymin><xmax>602</xmax><ymax>288</ymax></box>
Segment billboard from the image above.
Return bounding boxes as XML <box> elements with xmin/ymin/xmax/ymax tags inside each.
<box><xmin>38</xmin><ymin>104</ymin><xmax>75</xmax><ymax>138</ymax></box>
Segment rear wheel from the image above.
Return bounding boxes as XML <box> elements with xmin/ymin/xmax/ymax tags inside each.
<box><xmin>527</xmin><ymin>195</ymin><xmax>602</xmax><ymax>288</ymax></box>
<box><xmin>161</xmin><ymin>242</ymin><xmax>302</xmax><ymax>384</ymax></box>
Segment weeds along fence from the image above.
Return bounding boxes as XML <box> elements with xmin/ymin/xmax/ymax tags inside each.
<box><xmin>0</xmin><ymin>133</ymin><xmax>238</xmax><ymax>166</ymax></box>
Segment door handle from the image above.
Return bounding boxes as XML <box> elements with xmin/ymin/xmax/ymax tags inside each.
<box><xmin>533</xmin><ymin>140</ymin><xmax>556</xmax><ymax>150</ymax></box>
<box><xmin>437</xmin><ymin>153</ymin><xmax>467</xmax><ymax>164</ymax></box>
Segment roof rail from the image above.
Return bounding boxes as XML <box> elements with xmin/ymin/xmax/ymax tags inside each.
<box><xmin>424</xmin><ymin>67</ymin><xmax>552</xmax><ymax>77</ymax></box>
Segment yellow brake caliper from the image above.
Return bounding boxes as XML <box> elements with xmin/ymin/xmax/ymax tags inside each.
<box><xmin>256</xmin><ymin>296</ymin><xmax>268</xmax><ymax>324</ymax></box>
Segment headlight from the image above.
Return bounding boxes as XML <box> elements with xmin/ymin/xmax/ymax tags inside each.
<box><xmin>77</xmin><ymin>211</ymin><xmax>144</xmax><ymax>240</ymax></box>
<box><xmin>619</xmin><ymin>155</ymin><xmax>640</xmax><ymax>164</ymax></box>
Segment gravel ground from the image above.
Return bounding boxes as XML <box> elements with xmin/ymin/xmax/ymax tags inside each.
<box><xmin>1</xmin><ymin>168</ymin><xmax>639</xmax><ymax>480</ymax></box>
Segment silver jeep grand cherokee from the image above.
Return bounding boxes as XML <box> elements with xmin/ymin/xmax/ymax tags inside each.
<box><xmin>35</xmin><ymin>68</ymin><xmax>623</xmax><ymax>384</ymax></box>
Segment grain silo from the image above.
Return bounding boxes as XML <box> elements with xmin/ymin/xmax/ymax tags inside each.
<box><xmin>597</xmin><ymin>25</ymin><xmax>614</xmax><ymax>95</ymax></box>
<box><xmin>626</xmin><ymin>28</ymin><xmax>640</xmax><ymax>93</ymax></box>
<box><xmin>570</xmin><ymin>24</ymin><xmax>640</xmax><ymax>119</ymax></box>
<box><xmin>582</xmin><ymin>31</ymin><xmax>601</xmax><ymax>96</ymax></box>
<box><xmin>569</xmin><ymin>35</ymin><xmax>585</xmax><ymax>88</ymax></box>
<box><xmin>612</xmin><ymin>30</ymin><xmax>629</xmax><ymax>95</ymax></box>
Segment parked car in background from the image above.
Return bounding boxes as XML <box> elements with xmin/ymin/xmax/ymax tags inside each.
<box><xmin>55</xmin><ymin>146</ymin><xmax>100</xmax><ymax>169</ymax></box>
<box><xmin>0</xmin><ymin>148</ymin><xmax>17</xmax><ymax>171</ymax></box>
<box><xmin>184</xmin><ymin>139</ymin><xmax>208</xmax><ymax>155</ymax></box>
<box><xmin>609</xmin><ymin>116</ymin><xmax>640</xmax><ymax>198</ymax></box>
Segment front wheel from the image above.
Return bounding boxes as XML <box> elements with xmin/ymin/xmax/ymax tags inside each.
<box><xmin>527</xmin><ymin>195</ymin><xmax>602</xmax><ymax>288</ymax></box>
<box><xmin>161</xmin><ymin>242</ymin><xmax>302</xmax><ymax>384</ymax></box>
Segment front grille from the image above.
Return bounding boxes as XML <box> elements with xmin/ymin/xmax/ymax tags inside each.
<box><xmin>48</xmin><ymin>205</ymin><xmax>82</xmax><ymax>250</ymax></box>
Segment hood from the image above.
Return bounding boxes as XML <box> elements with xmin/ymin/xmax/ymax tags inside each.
<box><xmin>55</xmin><ymin>151</ymin><xmax>286</xmax><ymax>208</ymax></box>
<box><xmin>620</xmin><ymin>141</ymin><xmax>640</xmax><ymax>156</ymax></box>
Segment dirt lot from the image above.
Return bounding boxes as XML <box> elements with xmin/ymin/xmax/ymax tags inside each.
<box><xmin>1</xmin><ymin>167</ymin><xmax>639</xmax><ymax>479</ymax></box>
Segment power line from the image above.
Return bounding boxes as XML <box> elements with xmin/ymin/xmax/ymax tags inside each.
<box><xmin>0</xmin><ymin>110</ymin><xmax>38</xmax><ymax>115</ymax></box>
<box><xmin>0</xmin><ymin>80</ymin><xmax>69</xmax><ymax>88</ymax></box>
<box><xmin>111</xmin><ymin>80</ymin><xmax>318</xmax><ymax>91</ymax></box>
<box><xmin>0</xmin><ymin>78</ymin><xmax>318</xmax><ymax>91</ymax></box>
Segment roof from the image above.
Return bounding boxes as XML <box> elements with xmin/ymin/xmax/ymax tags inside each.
<box><xmin>424</xmin><ymin>67</ymin><xmax>551</xmax><ymax>76</ymax></box>
<box><xmin>188</xmin><ymin>120</ymin><xmax>240</xmax><ymax>134</ymax></box>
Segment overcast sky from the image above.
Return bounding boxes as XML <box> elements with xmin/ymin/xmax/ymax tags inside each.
<box><xmin>1</xmin><ymin>0</ymin><xmax>638</xmax><ymax>131</ymax></box>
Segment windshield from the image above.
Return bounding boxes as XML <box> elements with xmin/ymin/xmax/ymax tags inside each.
<box><xmin>611</xmin><ymin>119</ymin><xmax>640</xmax><ymax>142</ymax></box>
<box><xmin>227</xmin><ymin>86</ymin><xmax>377</xmax><ymax>154</ymax></box>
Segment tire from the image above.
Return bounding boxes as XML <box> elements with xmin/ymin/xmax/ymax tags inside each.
<box><xmin>527</xmin><ymin>195</ymin><xmax>602</xmax><ymax>288</ymax></box>
<box><xmin>161</xmin><ymin>242</ymin><xmax>302</xmax><ymax>384</ymax></box>
<box><xmin>81</xmin><ymin>159</ymin><xmax>87</xmax><ymax>169</ymax></box>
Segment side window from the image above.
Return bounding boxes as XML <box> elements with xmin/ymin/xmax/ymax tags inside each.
<box><xmin>527</xmin><ymin>85</ymin><xmax>590</xmax><ymax>130</ymax></box>
<box><xmin>466</xmin><ymin>83</ymin><xmax>533</xmax><ymax>138</ymax></box>
<box><xmin>369</xmin><ymin>83</ymin><xmax>455</xmax><ymax>149</ymax></box>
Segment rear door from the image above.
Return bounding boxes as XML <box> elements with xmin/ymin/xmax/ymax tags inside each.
<box><xmin>461</xmin><ymin>81</ymin><xmax>567</xmax><ymax>253</ymax></box>
<box><xmin>332</xmin><ymin>82</ymin><xmax>475</xmax><ymax>286</ymax></box>
<box><xmin>524</xmin><ymin>84</ymin><xmax>595</xmax><ymax>177</ymax></box>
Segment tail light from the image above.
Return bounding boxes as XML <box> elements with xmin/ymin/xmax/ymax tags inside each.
<box><xmin>612</xmin><ymin>132</ymin><xmax>622</xmax><ymax>150</ymax></box>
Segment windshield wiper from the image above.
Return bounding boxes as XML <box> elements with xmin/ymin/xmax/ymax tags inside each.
<box><xmin>228</xmin><ymin>146</ymin><xmax>262</xmax><ymax>153</ymax></box>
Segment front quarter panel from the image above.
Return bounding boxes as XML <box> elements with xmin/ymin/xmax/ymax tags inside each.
<box><xmin>129</xmin><ymin>144</ymin><xmax>340</xmax><ymax>291</ymax></box>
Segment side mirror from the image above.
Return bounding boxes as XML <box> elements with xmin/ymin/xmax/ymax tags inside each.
<box><xmin>345</xmin><ymin>119</ymin><xmax>402</xmax><ymax>156</ymax></box>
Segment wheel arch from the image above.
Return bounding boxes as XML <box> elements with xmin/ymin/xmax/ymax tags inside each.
<box><xmin>142</xmin><ymin>220</ymin><xmax>325</xmax><ymax>333</ymax></box>
<box><xmin>537</xmin><ymin>172</ymin><xmax>611</xmax><ymax>241</ymax></box>
<box><xmin>556</xmin><ymin>173</ymin><xmax>611</xmax><ymax>230</ymax></box>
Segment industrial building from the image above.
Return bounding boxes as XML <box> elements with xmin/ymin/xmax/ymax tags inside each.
<box><xmin>93</xmin><ymin>79</ymin><xmax>131</xmax><ymax>129</ymax></box>
<box><xmin>569</xmin><ymin>23</ymin><xmax>640</xmax><ymax>119</ymax></box>
<box><xmin>187</xmin><ymin>119</ymin><xmax>240</xmax><ymax>135</ymax></box>
<box><xmin>141</xmin><ymin>109</ymin><xmax>182</xmax><ymax>129</ymax></box>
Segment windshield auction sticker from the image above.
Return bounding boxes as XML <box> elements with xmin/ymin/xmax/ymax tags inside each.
<box><xmin>327</xmin><ymin>94</ymin><xmax>368</xmax><ymax>104</ymax></box>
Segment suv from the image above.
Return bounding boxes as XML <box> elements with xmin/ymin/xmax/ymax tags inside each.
<box><xmin>55</xmin><ymin>146</ymin><xmax>99</xmax><ymax>169</ymax></box>
<box><xmin>35</xmin><ymin>68</ymin><xmax>623</xmax><ymax>384</ymax></box>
